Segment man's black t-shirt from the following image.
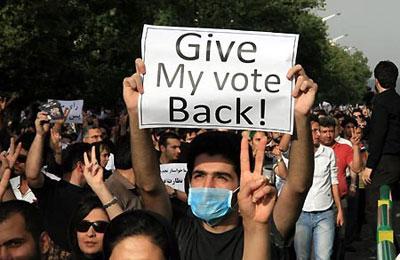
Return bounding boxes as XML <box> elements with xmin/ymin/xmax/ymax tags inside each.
<box><xmin>173</xmin><ymin>207</ymin><xmax>290</xmax><ymax>260</ymax></box>
<box><xmin>174</xmin><ymin>209</ymin><xmax>243</xmax><ymax>260</ymax></box>
<box><xmin>31</xmin><ymin>176</ymin><xmax>90</xmax><ymax>251</ymax></box>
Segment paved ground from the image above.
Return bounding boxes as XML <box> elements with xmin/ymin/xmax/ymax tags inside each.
<box><xmin>345</xmin><ymin>236</ymin><xmax>375</xmax><ymax>259</ymax></box>
<box><xmin>344</xmin><ymin>222</ymin><xmax>375</xmax><ymax>260</ymax></box>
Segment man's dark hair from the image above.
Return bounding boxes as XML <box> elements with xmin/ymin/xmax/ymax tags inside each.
<box><xmin>315</xmin><ymin>109</ymin><xmax>327</xmax><ymax>117</ymax></box>
<box><xmin>186</xmin><ymin>131</ymin><xmax>241</xmax><ymax>182</ymax></box>
<box><xmin>0</xmin><ymin>200</ymin><xmax>44</xmax><ymax>242</ymax></box>
<box><xmin>82</xmin><ymin>125</ymin><xmax>100</xmax><ymax>138</ymax></box>
<box><xmin>310</xmin><ymin>114</ymin><xmax>320</xmax><ymax>124</ymax></box>
<box><xmin>158</xmin><ymin>132</ymin><xmax>180</xmax><ymax>148</ymax></box>
<box><xmin>333</xmin><ymin>111</ymin><xmax>344</xmax><ymax>119</ymax></box>
<box><xmin>62</xmin><ymin>142</ymin><xmax>91</xmax><ymax>173</ymax></box>
<box><xmin>342</xmin><ymin>115</ymin><xmax>358</xmax><ymax>128</ymax></box>
<box><xmin>177</xmin><ymin>128</ymin><xmax>197</xmax><ymax>139</ymax></box>
<box><xmin>16</xmin><ymin>132</ymin><xmax>35</xmax><ymax>151</ymax></box>
<box><xmin>114</xmin><ymin>135</ymin><xmax>132</xmax><ymax>170</ymax></box>
<box><xmin>352</xmin><ymin>108</ymin><xmax>363</xmax><ymax>115</ymax></box>
<box><xmin>103</xmin><ymin>210</ymin><xmax>180</xmax><ymax>260</ymax></box>
<box><xmin>374</xmin><ymin>60</ymin><xmax>399</xmax><ymax>89</ymax></box>
<box><xmin>319</xmin><ymin>116</ymin><xmax>336</xmax><ymax>128</ymax></box>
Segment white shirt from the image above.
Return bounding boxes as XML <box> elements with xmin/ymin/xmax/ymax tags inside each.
<box><xmin>302</xmin><ymin>144</ymin><xmax>338</xmax><ymax>212</ymax></box>
<box><xmin>335</xmin><ymin>136</ymin><xmax>352</xmax><ymax>147</ymax></box>
<box><xmin>105</xmin><ymin>153</ymin><xmax>115</xmax><ymax>171</ymax></box>
<box><xmin>9</xmin><ymin>176</ymin><xmax>36</xmax><ymax>203</ymax></box>
<box><xmin>273</xmin><ymin>151</ymin><xmax>289</xmax><ymax>196</ymax></box>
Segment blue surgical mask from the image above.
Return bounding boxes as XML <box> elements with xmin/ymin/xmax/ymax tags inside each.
<box><xmin>188</xmin><ymin>187</ymin><xmax>239</xmax><ymax>226</ymax></box>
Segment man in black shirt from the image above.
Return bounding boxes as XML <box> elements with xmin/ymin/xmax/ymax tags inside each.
<box><xmin>26</xmin><ymin>112</ymin><xmax>92</xmax><ymax>251</ymax></box>
<box><xmin>362</xmin><ymin>60</ymin><xmax>400</xmax><ymax>252</ymax></box>
<box><xmin>123</xmin><ymin>59</ymin><xmax>317</xmax><ymax>259</ymax></box>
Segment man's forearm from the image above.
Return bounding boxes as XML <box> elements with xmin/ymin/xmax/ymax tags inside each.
<box><xmin>331</xmin><ymin>184</ymin><xmax>342</xmax><ymax>212</ymax></box>
<box><xmin>286</xmin><ymin>113</ymin><xmax>313</xmax><ymax>192</ymax></box>
<box><xmin>26</xmin><ymin>135</ymin><xmax>45</xmax><ymax>188</ymax></box>
<box><xmin>92</xmin><ymin>183</ymin><xmax>123</xmax><ymax>220</ymax></box>
<box><xmin>351</xmin><ymin>144</ymin><xmax>362</xmax><ymax>173</ymax></box>
<box><xmin>128</xmin><ymin>110</ymin><xmax>172</xmax><ymax>221</ymax></box>
<box><xmin>279</xmin><ymin>134</ymin><xmax>291</xmax><ymax>152</ymax></box>
<box><xmin>128</xmin><ymin>111</ymin><xmax>162</xmax><ymax>191</ymax></box>
<box><xmin>274</xmin><ymin>161</ymin><xmax>288</xmax><ymax>179</ymax></box>
<box><xmin>273</xmin><ymin>113</ymin><xmax>313</xmax><ymax>238</ymax></box>
<box><xmin>242</xmin><ymin>222</ymin><xmax>270</xmax><ymax>260</ymax></box>
<box><xmin>52</xmin><ymin>122</ymin><xmax>62</xmax><ymax>133</ymax></box>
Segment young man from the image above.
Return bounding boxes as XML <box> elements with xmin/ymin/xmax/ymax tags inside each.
<box><xmin>362</xmin><ymin>60</ymin><xmax>400</xmax><ymax>253</ymax></box>
<box><xmin>319</xmin><ymin>116</ymin><xmax>362</xmax><ymax>198</ymax></box>
<box><xmin>9</xmin><ymin>133</ymin><xmax>37</xmax><ymax>203</ymax></box>
<box><xmin>26</xmin><ymin>113</ymin><xmax>122</xmax><ymax>253</ymax></box>
<box><xmin>0</xmin><ymin>200</ymin><xmax>50</xmax><ymax>260</ymax></box>
<box><xmin>105</xmin><ymin>135</ymin><xmax>143</xmax><ymax>211</ymax></box>
<box><xmin>158</xmin><ymin>132</ymin><xmax>182</xmax><ymax>164</ymax></box>
<box><xmin>122</xmin><ymin>59</ymin><xmax>317</xmax><ymax>259</ymax></box>
<box><xmin>26</xmin><ymin>116</ymin><xmax>92</xmax><ymax>251</ymax></box>
<box><xmin>318</xmin><ymin>116</ymin><xmax>362</xmax><ymax>259</ymax></box>
<box><xmin>342</xmin><ymin>116</ymin><xmax>358</xmax><ymax>142</ymax></box>
<box><xmin>82</xmin><ymin>126</ymin><xmax>103</xmax><ymax>144</ymax></box>
<box><xmin>294</xmin><ymin>115</ymin><xmax>343</xmax><ymax>259</ymax></box>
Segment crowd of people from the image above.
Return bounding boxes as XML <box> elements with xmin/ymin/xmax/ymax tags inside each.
<box><xmin>0</xmin><ymin>59</ymin><xmax>399</xmax><ymax>260</ymax></box>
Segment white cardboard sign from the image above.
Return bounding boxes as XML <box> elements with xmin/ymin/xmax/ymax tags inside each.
<box><xmin>140</xmin><ymin>25</ymin><xmax>298</xmax><ymax>133</ymax></box>
<box><xmin>49</xmin><ymin>99</ymin><xmax>84</xmax><ymax>124</ymax></box>
<box><xmin>160</xmin><ymin>163</ymin><xmax>187</xmax><ymax>192</ymax></box>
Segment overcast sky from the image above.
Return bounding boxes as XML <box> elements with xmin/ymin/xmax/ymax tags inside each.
<box><xmin>315</xmin><ymin>0</ymin><xmax>400</xmax><ymax>90</ymax></box>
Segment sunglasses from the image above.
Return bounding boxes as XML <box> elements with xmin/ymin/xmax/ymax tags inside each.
<box><xmin>76</xmin><ymin>220</ymin><xmax>109</xmax><ymax>233</ymax></box>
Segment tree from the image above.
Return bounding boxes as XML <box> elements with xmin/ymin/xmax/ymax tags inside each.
<box><xmin>0</xmin><ymin>0</ymin><xmax>370</xmax><ymax>107</ymax></box>
<box><xmin>0</xmin><ymin>0</ymin><xmax>155</xmax><ymax>108</ymax></box>
<box><xmin>318</xmin><ymin>45</ymin><xmax>371</xmax><ymax>104</ymax></box>
<box><xmin>152</xmin><ymin>0</ymin><xmax>370</xmax><ymax>104</ymax></box>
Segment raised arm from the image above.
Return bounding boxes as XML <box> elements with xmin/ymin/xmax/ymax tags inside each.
<box><xmin>278</xmin><ymin>133</ymin><xmax>291</xmax><ymax>152</ymax></box>
<box><xmin>0</xmin><ymin>138</ymin><xmax>22</xmax><ymax>201</ymax></box>
<box><xmin>0</xmin><ymin>151</ymin><xmax>16</xmax><ymax>201</ymax></box>
<box><xmin>273</xmin><ymin>65</ymin><xmax>317</xmax><ymax>239</ymax></box>
<box><xmin>123</xmin><ymin>59</ymin><xmax>172</xmax><ymax>221</ymax></box>
<box><xmin>26</xmin><ymin>112</ymin><xmax>50</xmax><ymax>188</ymax></box>
<box><xmin>84</xmin><ymin>146</ymin><xmax>123</xmax><ymax>219</ymax></box>
<box><xmin>239</xmin><ymin>132</ymin><xmax>276</xmax><ymax>260</ymax></box>
<box><xmin>49</xmin><ymin>108</ymin><xmax>69</xmax><ymax>165</ymax></box>
<box><xmin>349</xmin><ymin>127</ymin><xmax>362</xmax><ymax>172</ymax></box>
<box><xmin>49</xmin><ymin>128</ymin><xmax>62</xmax><ymax>165</ymax></box>
<box><xmin>0</xmin><ymin>167</ymin><xmax>12</xmax><ymax>201</ymax></box>
<box><xmin>329</xmin><ymin>150</ymin><xmax>344</xmax><ymax>226</ymax></box>
<box><xmin>348</xmin><ymin>127</ymin><xmax>362</xmax><ymax>193</ymax></box>
<box><xmin>272</xmin><ymin>146</ymin><xmax>288</xmax><ymax>180</ymax></box>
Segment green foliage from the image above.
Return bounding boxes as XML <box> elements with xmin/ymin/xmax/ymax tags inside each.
<box><xmin>319</xmin><ymin>45</ymin><xmax>371</xmax><ymax>104</ymax></box>
<box><xmin>0</xmin><ymin>0</ymin><xmax>370</xmax><ymax>107</ymax></box>
<box><xmin>0</xmin><ymin>0</ymin><xmax>155</xmax><ymax>107</ymax></box>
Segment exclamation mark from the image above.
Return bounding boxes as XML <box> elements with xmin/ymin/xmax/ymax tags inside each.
<box><xmin>260</xmin><ymin>99</ymin><xmax>266</xmax><ymax>126</ymax></box>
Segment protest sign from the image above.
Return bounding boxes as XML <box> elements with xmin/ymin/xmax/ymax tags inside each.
<box><xmin>139</xmin><ymin>25</ymin><xmax>298</xmax><ymax>133</ymax></box>
<box><xmin>49</xmin><ymin>99</ymin><xmax>84</xmax><ymax>123</ymax></box>
<box><xmin>160</xmin><ymin>163</ymin><xmax>187</xmax><ymax>192</ymax></box>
